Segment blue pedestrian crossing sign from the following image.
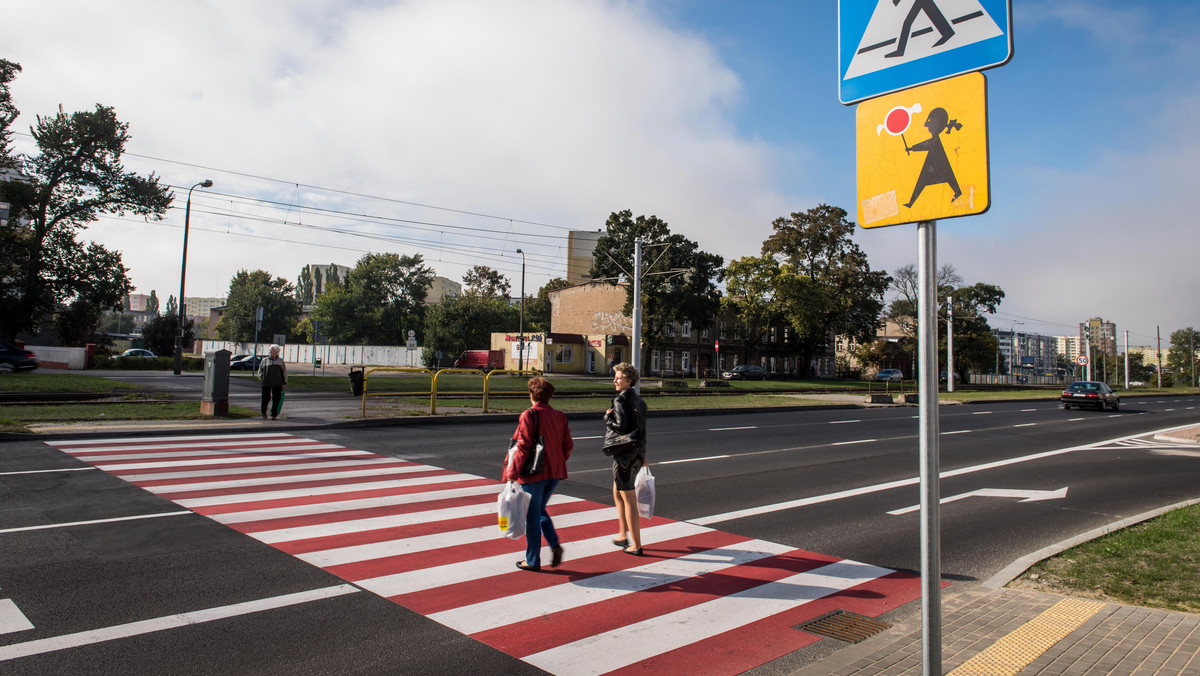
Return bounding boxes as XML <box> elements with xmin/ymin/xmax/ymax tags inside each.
<box><xmin>839</xmin><ymin>0</ymin><xmax>1012</xmax><ymax>105</ymax></box>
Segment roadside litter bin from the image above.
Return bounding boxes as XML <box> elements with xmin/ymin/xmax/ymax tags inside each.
<box><xmin>349</xmin><ymin>368</ymin><xmax>364</xmax><ymax>396</ymax></box>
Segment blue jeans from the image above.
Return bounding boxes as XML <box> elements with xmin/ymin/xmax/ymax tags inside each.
<box><xmin>520</xmin><ymin>478</ymin><xmax>560</xmax><ymax>566</ymax></box>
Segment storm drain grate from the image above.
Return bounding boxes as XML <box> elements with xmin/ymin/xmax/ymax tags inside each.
<box><xmin>795</xmin><ymin>610</ymin><xmax>891</xmax><ymax>644</ymax></box>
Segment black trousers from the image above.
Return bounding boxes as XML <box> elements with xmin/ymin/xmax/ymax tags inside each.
<box><xmin>261</xmin><ymin>386</ymin><xmax>283</xmax><ymax>417</ymax></box>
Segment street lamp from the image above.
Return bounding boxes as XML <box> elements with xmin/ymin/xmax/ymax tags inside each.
<box><xmin>516</xmin><ymin>248</ymin><xmax>526</xmax><ymax>371</ymax></box>
<box><xmin>174</xmin><ymin>179</ymin><xmax>214</xmax><ymax>375</ymax></box>
<box><xmin>1009</xmin><ymin>320</ymin><xmax>1024</xmax><ymax>380</ymax></box>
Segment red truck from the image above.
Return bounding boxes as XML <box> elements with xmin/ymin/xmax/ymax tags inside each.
<box><xmin>453</xmin><ymin>349</ymin><xmax>504</xmax><ymax>371</ymax></box>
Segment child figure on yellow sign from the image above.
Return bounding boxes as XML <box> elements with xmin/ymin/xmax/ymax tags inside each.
<box><xmin>903</xmin><ymin>107</ymin><xmax>963</xmax><ymax>209</ymax></box>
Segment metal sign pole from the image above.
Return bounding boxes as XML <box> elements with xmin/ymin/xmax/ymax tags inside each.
<box><xmin>632</xmin><ymin>237</ymin><xmax>643</xmax><ymax>394</ymax></box>
<box><xmin>917</xmin><ymin>220</ymin><xmax>942</xmax><ymax>674</ymax></box>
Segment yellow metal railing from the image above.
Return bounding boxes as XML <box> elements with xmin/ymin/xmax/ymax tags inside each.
<box><xmin>361</xmin><ymin>366</ymin><xmax>542</xmax><ymax>417</ymax></box>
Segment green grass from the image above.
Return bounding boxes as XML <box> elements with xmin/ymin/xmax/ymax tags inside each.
<box><xmin>0</xmin><ymin>372</ymin><xmax>142</xmax><ymax>393</ymax></box>
<box><xmin>1014</xmin><ymin>503</ymin><xmax>1200</xmax><ymax>614</ymax></box>
<box><xmin>0</xmin><ymin>402</ymin><xmax>259</xmax><ymax>433</ymax></box>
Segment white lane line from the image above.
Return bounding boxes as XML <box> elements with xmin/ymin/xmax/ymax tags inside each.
<box><xmin>573</xmin><ymin>435</ymin><xmax>603</xmax><ymax>440</ymax></box>
<box><xmin>971</xmin><ymin>411</ymin><xmax>992</xmax><ymax>415</ymax></box>
<box><xmin>1067</xmin><ymin>418</ymin><xmax>1085</xmax><ymax>422</ymax></box>
<box><xmin>0</xmin><ymin>511</ymin><xmax>192</xmax><ymax>535</ymax></box>
<box><xmin>710</xmin><ymin>426</ymin><xmax>756</xmax><ymax>431</ymax></box>
<box><xmin>1014</xmin><ymin>423</ymin><xmax>1037</xmax><ymax>428</ymax></box>
<box><xmin>1165</xmin><ymin>409</ymin><xmax>1176</xmax><ymax>412</ymax></box>
<box><xmin>658</xmin><ymin>455</ymin><xmax>731</xmax><ymax>465</ymax></box>
<box><xmin>941</xmin><ymin>430</ymin><xmax>972</xmax><ymax>435</ymax></box>
<box><xmin>689</xmin><ymin>423</ymin><xmax>1200</xmax><ymax>526</ymax></box>
<box><xmin>430</xmin><ymin>540</ymin><xmax>795</xmax><ymax>634</ymax></box>
<box><xmin>0</xmin><ymin>599</ymin><xmax>34</xmax><ymax>635</ymax></box>
<box><xmin>832</xmin><ymin>439</ymin><xmax>876</xmax><ymax>446</ymax></box>
<box><xmin>523</xmin><ymin>560</ymin><xmax>889</xmax><ymax>676</ymax></box>
<box><xmin>1021</xmin><ymin>409</ymin><xmax>1038</xmax><ymax>412</ymax></box>
<box><xmin>0</xmin><ymin>467</ymin><xmax>96</xmax><ymax>476</ymax></box>
<box><xmin>0</xmin><ymin>585</ymin><xmax>358</xmax><ymax>662</ymax></box>
<box><xmin>830</xmin><ymin>420</ymin><xmax>862</xmax><ymax>424</ymax></box>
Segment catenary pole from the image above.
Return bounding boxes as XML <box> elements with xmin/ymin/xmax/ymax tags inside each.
<box><xmin>917</xmin><ymin>221</ymin><xmax>941</xmax><ymax>675</ymax></box>
<box><xmin>632</xmin><ymin>237</ymin><xmax>643</xmax><ymax>394</ymax></box>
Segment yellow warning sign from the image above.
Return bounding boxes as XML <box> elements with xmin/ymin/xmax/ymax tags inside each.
<box><xmin>856</xmin><ymin>72</ymin><xmax>989</xmax><ymax>229</ymax></box>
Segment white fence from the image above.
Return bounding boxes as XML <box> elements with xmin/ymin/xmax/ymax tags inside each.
<box><xmin>195</xmin><ymin>340</ymin><xmax>425</xmax><ymax>367</ymax></box>
<box><xmin>26</xmin><ymin>345</ymin><xmax>87</xmax><ymax>370</ymax></box>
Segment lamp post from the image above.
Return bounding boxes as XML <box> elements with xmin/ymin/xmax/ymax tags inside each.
<box><xmin>174</xmin><ymin>179</ymin><xmax>214</xmax><ymax>375</ymax></box>
<box><xmin>516</xmin><ymin>248</ymin><xmax>526</xmax><ymax>371</ymax></box>
<box><xmin>1009</xmin><ymin>320</ymin><xmax>1023</xmax><ymax>381</ymax></box>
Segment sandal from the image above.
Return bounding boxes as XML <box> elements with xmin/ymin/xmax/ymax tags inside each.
<box><xmin>516</xmin><ymin>561</ymin><xmax>541</xmax><ymax>572</ymax></box>
<box><xmin>622</xmin><ymin>546</ymin><xmax>643</xmax><ymax>556</ymax></box>
<box><xmin>612</xmin><ymin>538</ymin><xmax>629</xmax><ymax>548</ymax></box>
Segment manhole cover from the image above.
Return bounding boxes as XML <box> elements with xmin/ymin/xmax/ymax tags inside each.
<box><xmin>796</xmin><ymin>610</ymin><xmax>891</xmax><ymax>644</ymax></box>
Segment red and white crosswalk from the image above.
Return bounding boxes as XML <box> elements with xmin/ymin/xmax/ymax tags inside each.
<box><xmin>48</xmin><ymin>432</ymin><xmax>920</xmax><ymax>675</ymax></box>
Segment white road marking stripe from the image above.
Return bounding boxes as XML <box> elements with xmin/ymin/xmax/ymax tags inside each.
<box><xmin>830</xmin><ymin>420</ymin><xmax>861</xmax><ymax>424</ymax></box>
<box><xmin>1021</xmin><ymin>409</ymin><xmax>1037</xmax><ymax>412</ymax></box>
<box><xmin>1014</xmin><ymin>423</ymin><xmax>1037</xmax><ymax>428</ymax></box>
<box><xmin>211</xmin><ymin>483</ymin><xmax>502</xmax><ymax>524</ymax></box>
<box><xmin>523</xmin><ymin>560</ymin><xmax>889</xmax><ymax>676</ymax></box>
<box><xmin>67</xmin><ymin>441</ymin><xmax>336</xmax><ymax>460</ymax></box>
<box><xmin>710</xmin><ymin>426</ymin><xmax>756</xmax><ymax>431</ymax></box>
<box><xmin>972</xmin><ymin>411</ymin><xmax>992</xmax><ymax>415</ymax></box>
<box><xmin>143</xmin><ymin>464</ymin><xmax>431</xmax><ymax>493</ymax></box>
<box><xmin>355</xmin><ymin>522</ymin><xmax>712</xmax><ymax>598</ymax></box>
<box><xmin>174</xmin><ymin>471</ymin><xmax>474</xmax><ymax>508</ymax></box>
<box><xmin>0</xmin><ymin>467</ymin><xmax>96</xmax><ymax>476</ymax></box>
<box><xmin>0</xmin><ymin>511</ymin><xmax>191</xmax><ymax>535</ymax></box>
<box><xmin>110</xmin><ymin>457</ymin><xmax>402</xmax><ymax>481</ymax></box>
<box><xmin>253</xmin><ymin>496</ymin><xmax>582</xmax><ymax>544</ymax></box>
<box><xmin>431</xmin><ymin>540</ymin><xmax>795</xmax><ymax>634</ymax></box>
<box><xmin>298</xmin><ymin>507</ymin><xmax>613</xmax><ymax>568</ymax></box>
<box><xmin>0</xmin><ymin>599</ymin><xmax>34</xmax><ymax>635</ymax></box>
<box><xmin>941</xmin><ymin>430</ymin><xmax>972</xmax><ymax>435</ymax></box>
<box><xmin>49</xmin><ymin>432</ymin><xmax>290</xmax><ymax>449</ymax></box>
<box><xmin>658</xmin><ymin>455</ymin><xmax>731</xmax><ymax>465</ymax></box>
<box><xmin>832</xmin><ymin>439</ymin><xmax>876</xmax><ymax>446</ymax></box>
<box><xmin>97</xmin><ymin>449</ymin><xmax>371</xmax><ymax>471</ymax></box>
<box><xmin>573</xmin><ymin>436</ymin><xmax>603</xmax><ymax>440</ymax></box>
<box><xmin>0</xmin><ymin>585</ymin><xmax>358</xmax><ymax>662</ymax></box>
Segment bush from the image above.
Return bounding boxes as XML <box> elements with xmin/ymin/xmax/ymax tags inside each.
<box><xmin>93</xmin><ymin>355</ymin><xmax>204</xmax><ymax>371</ymax></box>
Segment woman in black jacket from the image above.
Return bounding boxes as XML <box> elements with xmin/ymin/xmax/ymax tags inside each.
<box><xmin>604</xmin><ymin>362</ymin><xmax>647</xmax><ymax>555</ymax></box>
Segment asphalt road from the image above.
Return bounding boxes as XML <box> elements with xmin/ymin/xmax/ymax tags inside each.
<box><xmin>1</xmin><ymin>394</ymin><xmax>1197</xmax><ymax>674</ymax></box>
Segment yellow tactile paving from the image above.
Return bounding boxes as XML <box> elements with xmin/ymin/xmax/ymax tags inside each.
<box><xmin>947</xmin><ymin>598</ymin><xmax>1107</xmax><ymax>676</ymax></box>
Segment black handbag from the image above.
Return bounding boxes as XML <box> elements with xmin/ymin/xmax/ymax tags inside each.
<box><xmin>602</xmin><ymin>433</ymin><xmax>643</xmax><ymax>456</ymax></box>
<box><xmin>518</xmin><ymin>409</ymin><xmax>546</xmax><ymax>476</ymax></box>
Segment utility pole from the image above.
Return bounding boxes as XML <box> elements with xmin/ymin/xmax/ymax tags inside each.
<box><xmin>632</xmin><ymin>237</ymin><xmax>643</xmax><ymax>393</ymax></box>
<box><xmin>946</xmin><ymin>297</ymin><xmax>954</xmax><ymax>392</ymax></box>
<box><xmin>1124</xmin><ymin>330</ymin><xmax>1129</xmax><ymax>390</ymax></box>
<box><xmin>1157</xmin><ymin>326</ymin><xmax>1163</xmax><ymax>388</ymax></box>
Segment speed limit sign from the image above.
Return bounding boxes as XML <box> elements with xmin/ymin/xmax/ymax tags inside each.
<box><xmin>1076</xmin><ymin>355</ymin><xmax>1089</xmax><ymax>366</ymax></box>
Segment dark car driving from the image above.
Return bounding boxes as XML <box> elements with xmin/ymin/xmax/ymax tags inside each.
<box><xmin>230</xmin><ymin>355</ymin><xmax>264</xmax><ymax>371</ymax></box>
<box><xmin>722</xmin><ymin>364</ymin><xmax>768</xmax><ymax>381</ymax></box>
<box><xmin>0</xmin><ymin>341</ymin><xmax>38</xmax><ymax>373</ymax></box>
<box><xmin>1061</xmin><ymin>381</ymin><xmax>1120</xmax><ymax>411</ymax></box>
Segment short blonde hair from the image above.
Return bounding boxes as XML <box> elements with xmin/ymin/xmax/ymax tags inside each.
<box><xmin>613</xmin><ymin>362</ymin><xmax>639</xmax><ymax>386</ymax></box>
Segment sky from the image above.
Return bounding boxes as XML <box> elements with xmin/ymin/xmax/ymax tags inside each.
<box><xmin>5</xmin><ymin>0</ymin><xmax>1199</xmax><ymax>349</ymax></box>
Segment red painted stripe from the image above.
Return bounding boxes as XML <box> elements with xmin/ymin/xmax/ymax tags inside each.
<box><xmin>108</xmin><ymin>454</ymin><xmax>398</xmax><ymax>477</ymax></box>
<box><xmin>60</xmin><ymin>438</ymin><xmax>324</xmax><ymax>456</ymax></box>
<box><xmin>87</xmin><ymin>449</ymin><xmax>359</xmax><ymax>469</ymax></box>
<box><xmin>188</xmin><ymin>477</ymin><xmax>496</xmax><ymax>515</ymax></box>
<box><xmin>127</xmin><ymin>459</ymin><xmax>417</xmax><ymax>487</ymax></box>
<box><xmin>325</xmin><ymin>518</ymin><xmax>617</xmax><ymax>581</ymax></box>
<box><xmin>155</xmin><ymin>468</ymin><xmax>456</xmax><ymax>500</ymax></box>
<box><xmin>396</xmin><ymin>530</ymin><xmax>750</xmax><ymax>616</ymax></box>
<box><xmin>231</xmin><ymin>493</ymin><xmax>498</xmax><ymax>533</ymax></box>
<box><xmin>50</xmin><ymin>435</ymin><xmax>300</xmax><ymax>451</ymax></box>
<box><xmin>605</xmin><ymin>571</ymin><xmax>922</xmax><ymax>676</ymax></box>
<box><xmin>475</xmin><ymin>548</ymin><xmax>843</xmax><ymax>657</ymax></box>
<box><xmin>275</xmin><ymin>499</ymin><xmax>601</xmax><ymax>556</ymax></box>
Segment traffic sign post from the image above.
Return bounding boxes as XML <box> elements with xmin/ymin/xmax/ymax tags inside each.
<box><xmin>839</xmin><ymin>0</ymin><xmax>1012</xmax><ymax>104</ymax></box>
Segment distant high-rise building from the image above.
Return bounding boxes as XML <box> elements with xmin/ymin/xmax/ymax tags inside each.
<box><xmin>1079</xmin><ymin>317</ymin><xmax>1117</xmax><ymax>356</ymax></box>
<box><xmin>298</xmin><ymin>263</ymin><xmax>352</xmax><ymax>303</ymax></box>
<box><xmin>567</xmin><ymin>230</ymin><xmax>602</xmax><ymax>285</ymax></box>
<box><xmin>426</xmin><ymin>276</ymin><xmax>461</xmax><ymax>304</ymax></box>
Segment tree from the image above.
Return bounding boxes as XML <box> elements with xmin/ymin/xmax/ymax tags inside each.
<box><xmin>462</xmin><ymin>265</ymin><xmax>511</xmax><ymax>298</ymax></box>
<box><xmin>422</xmin><ymin>294</ymin><xmax>519</xmax><ymax>366</ymax></box>
<box><xmin>589</xmin><ymin>210</ymin><xmax>723</xmax><ymax>366</ymax></box>
<box><xmin>143</xmin><ymin>312</ymin><xmax>194</xmax><ymax>356</ymax></box>
<box><xmin>887</xmin><ymin>263</ymin><xmax>962</xmax><ymax>338</ymax></box>
<box><xmin>164</xmin><ymin>295</ymin><xmax>178</xmax><ymax>317</ymax></box>
<box><xmin>524</xmin><ymin>278</ymin><xmax>572</xmax><ymax>333</ymax></box>
<box><xmin>312</xmin><ymin>253</ymin><xmax>434</xmax><ymax>344</ymax></box>
<box><xmin>0</xmin><ymin>61</ymin><xmax>172</xmax><ymax>342</ymax></box>
<box><xmin>1167</xmin><ymin>327</ymin><xmax>1199</xmax><ymax>385</ymax></box>
<box><xmin>941</xmin><ymin>282</ymin><xmax>1003</xmax><ymax>377</ymax></box>
<box><xmin>761</xmin><ymin>205</ymin><xmax>890</xmax><ymax>373</ymax></box>
<box><xmin>146</xmin><ymin>290</ymin><xmax>160</xmax><ymax>316</ymax></box>
<box><xmin>296</xmin><ymin>265</ymin><xmax>314</xmax><ymax>304</ymax></box>
<box><xmin>214</xmin><ymin>270</ymin><xmax>298</xmax><ymax>343</ymax></box>
<box><xmin>721</xmin><ymin>254</ymin><xmax>783</xmax><ymax>363</ymax></box>
<box><xmin>0</xmin><ymin>60</ymin><xmax>19</xmax><ymax>171</ymax></box>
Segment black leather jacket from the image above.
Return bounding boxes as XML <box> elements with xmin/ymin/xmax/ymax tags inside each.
<box><xmin>604</xmin><ymin>388</ymin><xmax>647</xmax><ymax>449</ymax></box>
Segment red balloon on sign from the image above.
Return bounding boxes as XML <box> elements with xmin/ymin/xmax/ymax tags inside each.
<box><xmin>714</xmin><ymin>340</ymin><xmax>719</xmax><ymax>353</ymax></box>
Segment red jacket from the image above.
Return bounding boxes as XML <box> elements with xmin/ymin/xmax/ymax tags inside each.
<box><xmin>502</xmin><ymin>402</ymin><xmax>573</xmax><ymax>483</ymax></box>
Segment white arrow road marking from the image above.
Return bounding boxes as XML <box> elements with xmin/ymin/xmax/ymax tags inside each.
<box><xmin>888</xmin><ymin>487</ymin><xmax>1068</xmax><ymax>516</ymax></box>
<box><xmin>0</xmin><ymin>599</ymin><xmax>33</xmax><ymax>635</ymax></box>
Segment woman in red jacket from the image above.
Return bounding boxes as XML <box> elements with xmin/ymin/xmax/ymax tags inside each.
<box><xmin>503</xmin><ymin>377</ymin><xmax>574</xmax><ymax>571</ymax></box>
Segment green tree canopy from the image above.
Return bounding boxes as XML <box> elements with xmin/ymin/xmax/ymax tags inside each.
<box><xmin>721</xmin><ymin>254</ymin><xmax>784</xmax><ymax>362</ymax></box>
<box><xmin>143</xmin><ymin>312</ymin><xmax>194</xmax><ymax>356</ymax></box>
<box><xmin>524</xmin><ymin>277</ymin><xmax>572</xmax><ymax>333</ymax></box>
<box><xmin>311</xmin><ymin>252</ymin><xmax>434</xmax><ymax>345</ymax></box>
<box><xmin>589</xmin><ymin>210</ymin><xmax>723</xmax><ymax>365</ymax></box>
<box><xmin>762</xmin><ymin>205</ymin><xmax>890</xmax><ymax>370</ymax></box>
<box><xmin>146</xmin><ymin>289</ymin><xmax>160</xmax><ymax>316</ymax></box>
<box><xmin>0</xmin><ymin>61</ymin><xmax>172</xmax><ymax>341</ymax></box>
<box><xmin>422</xmin><ymin>294</ymin><xmax>519</xmax><ymax>366</ymax></box>
<box><xmin>462</xmin><ymin>265</ymin><xmax>511</xmax><ymax>299</ymax></box>
<box><xmin>1167</xmin><ymin>327</ymin><xmax>1199</xmax><ymax>384</ymax></box>
<box><xmin>215</xmin><ymin>270</ymin><xmax>298</xmax><ymax>343</ymax></box>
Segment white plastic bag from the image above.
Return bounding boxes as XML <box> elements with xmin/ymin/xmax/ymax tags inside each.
<box><xmin>497</xmin><ymin>481</ymin><xmax>531</xmax><ymax>540</ymax></box>
<box><xmin>634</xmin><ymin>465</ymin><xmax>655</xmax><ymax>519</ymax></box>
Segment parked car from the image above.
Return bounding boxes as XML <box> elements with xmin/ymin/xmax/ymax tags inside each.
<box><xmin>453</xmin><ymin>350</ymin><xmax>504</xmax><ymax>371</ymax></box>
<box><xmin>0</xmin><ymin>341</ymin><xmax>38</xmax><ymax>373</ymax></box>
<box><xmin>722</xmin><ymin>364</ymin><xmax>769</xmax><ymax>381</ymax></box>
<box><xmin>939</xmin><ymin>371</ymin><xmax>961</xmax><ymax>383</ymax></box>
<box><xmin>230</xmin><ymin>355</ymin><xmax>264</xmax><ymax>371</ymax></box>
<box><xmin>874</xmin><ymin>368</ymin><xmax>904</xmax><ymax>382</ymax></box>
<box><xmin>119</xmin><ymin>348</ymin><xmax>157</xmax><ymax>358</ymax></box>
<box><xmin>1061</xmin><ymin>381</ymin><xmax>1120</xmax><ymax>411</ymax></box>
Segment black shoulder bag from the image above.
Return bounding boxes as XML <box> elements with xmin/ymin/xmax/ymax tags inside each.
<box><xmin>519</xmin><ymin>409</ymin><xmax>547</xmax><ymax>475</ymax></box>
